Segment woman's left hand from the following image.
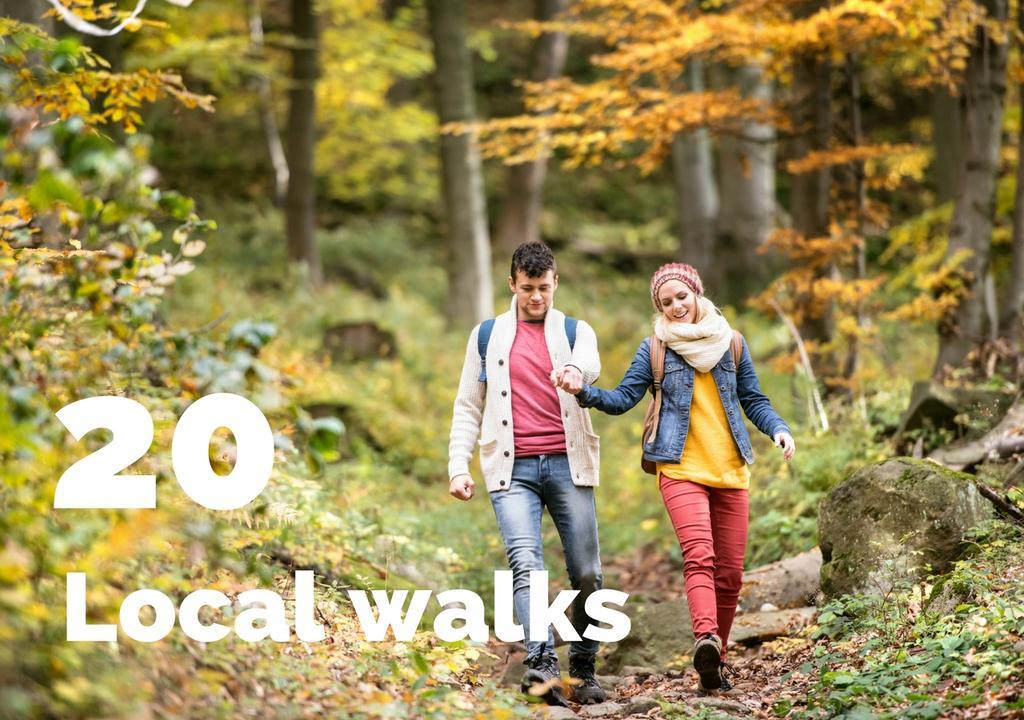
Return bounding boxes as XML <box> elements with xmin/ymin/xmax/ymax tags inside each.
<box><xmin>774</xmin><ymin>432</ymin><xmax>796</xmax><ymax>461</ymax></box>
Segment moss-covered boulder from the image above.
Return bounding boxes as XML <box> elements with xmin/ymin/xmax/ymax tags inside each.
<box><xmin>818</xmin><ymin>458</ymin><xmax>992</xmax><ymax>598</ymax></box>
<box><xmin>602</xmin><ymin>598</ymin><xmax>694</xmax><ymax>673</ymax></box>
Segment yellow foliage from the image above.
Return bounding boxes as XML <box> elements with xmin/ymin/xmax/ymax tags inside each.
<box><xmin>471</xmin><ymin>0</ymin><xmax>992</xmax><ymax>169</ymax></box>
<box><xmin>786</xmin><ymin>143</ymin><xmax>920</xmax><ymax>176</ymax></box>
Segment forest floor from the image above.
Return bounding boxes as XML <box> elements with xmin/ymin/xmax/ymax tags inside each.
<box><xmin>473</xmin><ymin>526</ymin><xmax>1024</xmax><ymax>720</ymax></box>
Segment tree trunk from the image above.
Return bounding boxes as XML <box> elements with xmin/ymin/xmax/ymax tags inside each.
<box><xmin>285</xmin><ymin>0</ymin><xmax>322</xmax><ymax>287</ymax></box>
<box><xmin>714</xmin><ymin>63</ymin><xmax>775</xmax><ymax>301</ymax></box>
<box><xmin>739</xmin><ymin>548</ymin><xmax>822</xmax><ymax>611</ymax></box>
<box><xmin>931</xmin><ymin>89</ymin><xmax>963</xmax><ymax>204</ymax></box>
<box><xmin>671</xmin><ymin>60</ymin><xmax>718</xmax><ymax>277</ymax></box>
<box><xmin>1002</xmin><ymin>0</ymin><xmax>1024</xmax><ymax>338</ymax></box>
<box><xmin>494</xmin><ymin>0</ymin><xmax>570</xmax><ymax>255</ymax></box>
<box><xmin>843</xmin><ymin>54</ymin><xmax>868</xmax><ymax>417</ymax></box>
<box><xmin>427</xmin><ymin>0</ymin><xmax>493</xmax><ymax>328</ymax></box>
<box><xmin>249</xmin><ymin>0</ymin><xmax>289</xmax><ymax>207</ymax></box>
<box><xmin>789</xmin><ymin>49</ymin><xmax>834</xmax><ymax>348</ymax></box>
<box><xmin>934</xmin><ymin>0</ymin><xmax>1008</xmax><ymax>375</ymax></box>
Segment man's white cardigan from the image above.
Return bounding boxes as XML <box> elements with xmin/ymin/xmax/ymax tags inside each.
<box><xmin>448</xmin><ymin>296</ymin><xmax>602</xmax><ymax>493</ymax></box>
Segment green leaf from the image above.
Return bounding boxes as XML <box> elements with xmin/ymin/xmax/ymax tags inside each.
<box><xmin>410</xmin><ymin>651</ymin><xmax>429</xmax><ymax>676</ymax></box>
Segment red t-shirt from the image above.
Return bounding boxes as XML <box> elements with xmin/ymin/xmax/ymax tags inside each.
<box><xmin>510</xmin><ymin>320</ymin><xmax>567</xmax><ymax>457</ymax></box>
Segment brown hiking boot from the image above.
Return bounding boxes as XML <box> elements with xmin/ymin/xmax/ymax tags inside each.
<box><xmin>693</xmin><ymin>633</ymin><xmax>723</xmax><ymax>692</ymax></box>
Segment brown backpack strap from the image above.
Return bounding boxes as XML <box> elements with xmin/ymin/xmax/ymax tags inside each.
<box><xmin>642</xmin><ymin>335</ymin><xmax>666</xmax><ymax>446</ymax></box>
<box><xmin>730</xmin><ymin>330</ymin><xmax>743</xmax><ymax>369</ymax></box>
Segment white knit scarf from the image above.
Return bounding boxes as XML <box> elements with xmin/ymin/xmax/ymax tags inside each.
<box><xmin>653</xmin><ymin>295</ymin><xmax>733</xmax><ymax>373</ymax></box>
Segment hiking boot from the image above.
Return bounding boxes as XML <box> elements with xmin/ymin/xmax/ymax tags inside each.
<box><xmin>568</xmin><ymin>654</ymin><xmax>606</xmax><ymax>705</ymax></box>
<box><xmin>520</xmin><ymin>653</ymin><xmax>569</xmax><ymax>707</ymax></box>
<box><xmin>693</xmin><ymin>633</ymin><xmax>723</xmax><ymax>692</ymax></box>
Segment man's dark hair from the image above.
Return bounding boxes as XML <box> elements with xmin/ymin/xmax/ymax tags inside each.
<box><xmin>510</xmin><ymin>241</ymin><xmax>557</xmax><ymax>280</ymax></box>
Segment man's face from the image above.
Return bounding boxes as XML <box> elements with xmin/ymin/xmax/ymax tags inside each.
<box><xmin>508</xmin><ymin>269</ymin><xmax>557</xmax><ymax>320</ymax></box>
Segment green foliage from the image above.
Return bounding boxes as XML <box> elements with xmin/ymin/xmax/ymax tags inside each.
<box><xmin>788</xmin><ymin>521</ymin><xmax>1024</xmax><ymax>719</ymax></box>
<box><xmin>316</xmin><ymin>0</ymin><xmax>438</xmax><ymax>210</ymax></box>
<box><xmin>0</xmin><ymin>24</ymin><xmax>523</xmax><ymax>716</ymax></box>
<box><xmin>0</xmin><ymin>18</ymin><xmax>213</xmax><ymax>133</ymax></box>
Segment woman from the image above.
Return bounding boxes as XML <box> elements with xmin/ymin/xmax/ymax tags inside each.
<box><xmin>554</xmin><ymin>262</ymin><xmax>795</xmax><ymax>692</ymax></box>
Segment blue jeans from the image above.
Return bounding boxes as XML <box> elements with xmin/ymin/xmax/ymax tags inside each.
<box><xmin>489</xmin><ymin>453</ymin><xmax>603</xmax><ymax>662</ymax></box>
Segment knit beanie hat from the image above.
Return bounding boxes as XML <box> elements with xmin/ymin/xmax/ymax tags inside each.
<box><xmin>650</xmin><ymin>262</ymin><xmax>704</xmax><ymax>310</ymax></box>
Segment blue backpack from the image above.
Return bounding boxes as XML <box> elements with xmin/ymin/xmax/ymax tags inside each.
<box><xmin>477</xmin><ymin>316</ymin><xmax>578</xmax><ymax>383</ymax></box>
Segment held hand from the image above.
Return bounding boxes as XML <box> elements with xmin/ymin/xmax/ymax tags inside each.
<box><xmin>552</xmin><ymin>365</ymin><xmax>583</xmax><ymax>395</ymax></box>
<box><xmin>774</xmin><ymin>432</ymin><xmax>796</xmax><ymax>461</ymax></box>
<box><xmin>449</xmin><ymin>474</ymin><xmax>475</xmax><ymax>501</ymax></box>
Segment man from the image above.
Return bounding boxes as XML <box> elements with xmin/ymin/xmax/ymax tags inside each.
<box><xmin>447</xmin><ymin>242</ymin><xmax>606</xmax><ymax>707</ymax></box>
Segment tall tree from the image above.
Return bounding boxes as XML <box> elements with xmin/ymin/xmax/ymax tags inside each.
<box><xmin>934</xmin><ymin>0</ymin><xmax>1008</xmax><ymax>374</ymax></box>
<box><xmin>714</xmin><ymin>63</ymin><xmax>775</xmax><ymax>298</ymax></box>
<box><xmin>789</xmin><ymin>46</ymin><xmax>834</xmax><ymax>348</ymax></box>
<box><xmin>671</xmin><ymin>60</ymin><xmax>718</xmax><ymax>276</ymax></box>
<box><xmin>285</xmin><ymin>0</ymin><xmax>323</xmax><ymax>287</ymax></box>
<box><xmin>1003</xmin><ymin>0</ymin><xmax>1024</xmax><ymax>339</ymax></box>
<box><xmin>427</xmin><ymin>0</ymin><xmax>493</xmax><ymax>327</ymax></box>
<box><xmin>249</xmin><ymin>0</ymin><xmax>288</xmax><ymax>207</ymax></box>
<box><xmin>931</xmin><ymin>89</ymin><xmax>963</xmax><ymax>204</ymax></box>
<box><xmin>494</xmin><ymin>0</ymin><xmax>570</xmax><ymax>254</ymax></box>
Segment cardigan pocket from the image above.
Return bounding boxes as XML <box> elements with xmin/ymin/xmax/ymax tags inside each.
<box><xmin>583</xmin><ymin>431</ymin><xmax>600</xmax><ymax>466</ymax></box>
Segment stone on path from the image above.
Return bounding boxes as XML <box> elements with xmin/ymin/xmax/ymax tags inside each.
<box><xmin>729</xmin><ymin>607</ymin><xmax>817</xmax><ymax>645</ymax></box>
<box><xmin>623</xmin><ymin>694</ymin><xmax>660</xmax><ymax>714</ymax></box>
<box><xmin>690</xmin><ymin>695</ymin><xmax>754</xmax><ymax>715</ymax></box>
<box><xmin>577</xmin><ymin>701</ymin><xmax>624</xmax><ymax>717</ymax></box>
<box><xmin>532</xmin><ymin>706</ymin><xmax>578</xmax><ymax>720</ymax></box>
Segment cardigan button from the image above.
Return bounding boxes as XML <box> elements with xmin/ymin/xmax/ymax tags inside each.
<box><xmin>502</xmin><ymin>419</ymin><xmax>508</xmax><ymax>426</ymax></box>
<box><xmin>498</xmin><ymin>359</ymin><xmax>504</xmax><ymax>366</ymax></box>
<box><xmin>503</xmin><ymin>450</ymin><xmax>510</xmax><ymax>457</ymax></box>
<box><xmin>501</xmin><ymin>390</ymin><xmax>508</xmax><ymax>397</ymax></box>
<box><xmin>499</xmin><ymin>480</ymin><xmax>506</xmax><ymax>486</ymax></box>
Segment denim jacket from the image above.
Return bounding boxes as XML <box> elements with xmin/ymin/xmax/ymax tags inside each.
<box><xmin>575</xmin><ymin>336</ymin><xmax>790</xmax><ymax>465</ymax></box>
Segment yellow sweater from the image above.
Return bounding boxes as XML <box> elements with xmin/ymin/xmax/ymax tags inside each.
<box><xmin>657</xmin><ymin>370</ymin><xmax>750</xmax><ymax>490</ymax></box>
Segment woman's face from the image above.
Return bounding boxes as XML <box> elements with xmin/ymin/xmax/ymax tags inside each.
<box><xmin>657</xmin><ymin>279</ymin><xmax>698</xmax><ymax>324</ymax></box>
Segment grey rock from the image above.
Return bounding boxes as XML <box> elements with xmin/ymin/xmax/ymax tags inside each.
<box><xmin>624</xmin><ymin>694</ymin><xmax>660</xmax><ymax>714</ymax></box>
<box><xmin>729</xmin><ymin>607</ymin><xmax>817</xmax><ymax>645</ymax></box>
<box><xmin>578</xmin><ymin>702</ymin><xmax>624</xmax><ymax>718</ymax></box>
<box><xmin>691</xmin><ymin>696</ymin><xmax>754</xmax><ymax>715</ymax></box>
<box><xmin>603</xmin><ymin>598</ymin><xmax>695</xmax><ymax>672</ymax></box>
<box><xmin>595</xmin><ymin>674</ymin><xmax>624</xmax><ymax>689</ymax></box>
<box><xmin>818</xmin><ymin>458</ymin><xmax>992</xmax><ymax>598</ymax></box>
<box><xmin>532</xmin><ymin>706</ymin><xmax>578</xmax><ymax>720</ymax></box>
<box><xmin>739</xmin><ymin>548</ymin><xmax>822</xmax><ymax>612</ymax></box>
<box><xmin>896</xmin><ymin>381</ymin><xmax>1013</xmax><ymax>442</ymax></box>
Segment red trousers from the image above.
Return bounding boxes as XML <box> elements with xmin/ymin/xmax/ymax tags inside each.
<box><xmin>659</xmin><ymin>475</ymin><xmax>749</xmax><ymax>656</ymax></box>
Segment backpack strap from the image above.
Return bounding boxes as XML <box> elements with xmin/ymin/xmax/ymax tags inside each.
<box><xmin>564</xmin><ymin>316</ymin><xmax>578</xmax><ymax>351</ymax></box>
<box><xmin>642</xmin><ymin>335</ymin><xmax>666</xmax><ymax>445</ymax></box>
<box><xmin>477</xmin><ymin>319</ymin><xmax>495</xmax><ymax>383</ymax></box>
<box><xmin>730</xmin><ymin>330</ymin><xmax>743</xmax><ymax>369</ymax></box>
<box><xmin>477</xmin><ymin>315</ymin><xmax>577</xmax><ymax>383</ymax></box>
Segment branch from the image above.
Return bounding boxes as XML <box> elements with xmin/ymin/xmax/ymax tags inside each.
<box><xmin>45</xmin><ymin>0</ymin><xmax>193</xmax><ymax>37</ymax></box>
<box><xmin>977</xmin><ymin>482</ymin><xmax>1024</xmax><ymax>526</ymax></box>
<box><xmin>46</xmin><ymin>0</ymin><xmax>149</xmax><ymax>36</ymax></box>
<box><xmin>768</xmin><ymin>298</ymin><xmax>830</xmax><ymax>432</ymax></box>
